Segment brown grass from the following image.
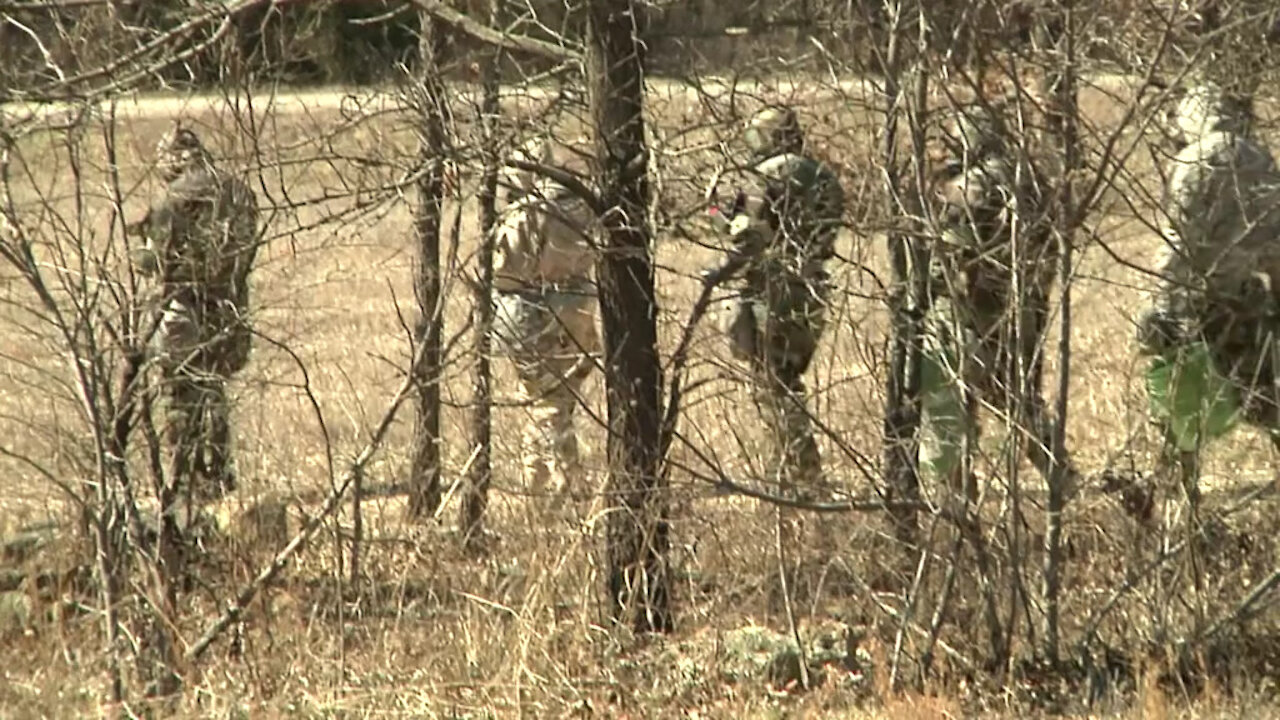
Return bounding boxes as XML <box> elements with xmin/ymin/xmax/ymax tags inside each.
<box><xmin>0</xmin><ymin>77</ymin><xmax>1278</xmax><ymax>718</ymax></box>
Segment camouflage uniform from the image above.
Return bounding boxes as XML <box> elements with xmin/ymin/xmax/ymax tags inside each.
<box><xmin>920</xmin><ymin>101</ymin><xmax>1079</xmax><ymax>494</ymax></box>
<box><xmin>718</xmin><ymin>107</ymin><xmax>844</xmax><ymax>496</ymax></box>
<box><xmin>1139</xmin><ymin>82</ymin><xmax>1280</xmax><ymax>449</ymax></box>
<box><xmin>491</xmin><ymin>172</ymin><xmax>600</xmax><ymax>498</ymax></box>
<box><xmin>130</xmin><ymin>125</ymin><xmax>259</xmax><ymax>500</ymax></box>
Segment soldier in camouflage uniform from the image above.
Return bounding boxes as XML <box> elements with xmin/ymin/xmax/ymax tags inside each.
<box><xmin>1137</xmin><ymin>79</ymin><xmax>1280</xmax><ymax>505</ymax></box>
<box><xmin>714</xmin><ymin>106</ymin><xmax>844</xmax><ymax>496</ymax></box>
<box><xmin>500</xmin><ymin>135</ymin><xmax>554</xmax><ymax>205</ymax></box>
<box><xmin>491</xmin><ymin>156</ymin><xmax>601</xmax><ymax>499</ymax></box>
<box><xmin>919</xmin><ymin>99</ymin><xmax>1082</xmax><ymax>496</ymax></box>
<box><xmin>129</xmin><ymin>124</ymin><xmax>259</xmax><ymax>501</ymax></box>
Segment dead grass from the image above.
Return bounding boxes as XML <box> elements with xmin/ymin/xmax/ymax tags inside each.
<box><xmin>0</xmin><ymin>76</ymin><xmax>1278</xmax><ymax>718</ymax></box>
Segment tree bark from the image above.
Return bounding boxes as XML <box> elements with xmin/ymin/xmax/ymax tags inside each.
<box><xmin>1038</xmin><ymin>0</ymin><xmax>1080</xmax><ymax>666</ymax></box>
<box><xmin>586</xmin><ymin>0</ymin><xmax>672</xmax><ymax>634</ymax></box>
<box><xmin>879</xmin><ymin>0</ymin><xmax>926</xmax><ymax>550</ymax></box>
<box><xmin>406</xmin><ymin>9</ymin><xmax>448</xmax><ymax>518</ymax></box>
<box><xmin>460</xmin><ymin>0</ymin><xmax>501</xmax><ymax>552</ymax></box>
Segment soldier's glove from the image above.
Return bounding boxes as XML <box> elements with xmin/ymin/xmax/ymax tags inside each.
<box><xmin>727</xmin><ymin>214</ymin><xmax>769</xmax><ymax>258</ymax></box>
<box><xmin>1136</xmin><ymin>308</ymin><xmax>1185</xmax><ymax>356</ymax></box>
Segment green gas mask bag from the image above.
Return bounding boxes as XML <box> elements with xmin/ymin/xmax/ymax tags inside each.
<box><xmin>1145</xmin><ymin>342</ymin><xmax>1242</xmax><ymax>452</ymax></box>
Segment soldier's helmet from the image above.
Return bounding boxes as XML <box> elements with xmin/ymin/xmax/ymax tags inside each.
<box><xmin>744</xmin><ymin>106</ymin><xmax>805</xmax><ymax>160</ymax></box>
<box><xmin>937</xmin><ymin>101</ymin><xmax>1005</xmax><ymax>160</ymax></box>
<box><xmin>156</xmin><ymin>124</ymin><xmax>213</xmax><ymax>182</ymax></box>
<box><xmin>1168</xmin><ymin>81</ymin><xmax>1254</xmax><ymax>146</ymax></box>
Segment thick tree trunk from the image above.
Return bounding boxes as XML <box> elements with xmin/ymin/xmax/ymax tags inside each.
<box><xmin>586</xmin><ymin>0</ymin><xmax>672</xmax><ymax>634</ymax></box>
<box><xmin>406</xmin><ymin>10</ymin><xmax>448</xmax><ymax>518</ymax></box>
<box><xmin>460</xmin><ymin>0</ymin><xmax>501</xmax><ymax>551</ymax></box>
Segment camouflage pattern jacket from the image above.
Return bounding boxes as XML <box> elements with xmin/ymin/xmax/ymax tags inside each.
<box><xmin>492</xmin><ymin>179</ymin><xmax>597</xmax><ymax>296</ymax></box>
<box><xmin>725</xmin><ymin>152</ymin><xmax>845</xmax><ymax>288</ymax></box>
<box><xmin>1159</xmin><ymin>124</ymin><xmax>1280</xmax><ymax>319</ymax></box>
<box><xmin>928</xmin><ymin>146</ymin><xmax>1058</xmax><ymax>332</ymax></box>
<box><xmin>132</xmin><ymin>160</ymin><xmax>259</xmax><ymax>373</ymax></box>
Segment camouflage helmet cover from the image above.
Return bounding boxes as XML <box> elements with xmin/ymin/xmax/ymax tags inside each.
<box><xmin>744</xmin><ymin>106</ymin><xmax>804</xmax><ymax>158</ymax></box>
<box><xmin>1169</xmin><ymin>80</ymin><xmax>1254</xmax><ymax>143</ymax></box>
<box><xmin>156</xmin><ymin>123</ymin><xmax>212</xmax><ymax>182</ymax></box>
<box><xmin>937</xmin><ymin>100</ymin><xmax>1005</xmax><ymax>159</ymax></box>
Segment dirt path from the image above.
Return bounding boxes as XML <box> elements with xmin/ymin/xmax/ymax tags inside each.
<box><xmin>2</xmin><ymin>73</ymin><xmax>1143</xmax><ymax>125</ymax></box>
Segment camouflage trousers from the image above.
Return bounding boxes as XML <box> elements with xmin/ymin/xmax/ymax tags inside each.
<box><xmin>917</xmin><ymin>294</ymin><xmax>1075</xmax><ymax>496</ymax></box>
<box><xmin>720</xmin><ymin>270</ymin><xmax>827</xmax><ymax>496</ymax></box>
<box><xmin>148</xmin><ymin>296</ymin><xmax>249</xmax><ymax>502</ymax></box>
<box><xmin>493</xmin><ymin>285</ymin><xmax>600</xmax><ymax>499</ymax></box>
<box><xmin>159</xmin><ymin>369</ymin><xmax>236</xmax><ymax>502</ymax></box>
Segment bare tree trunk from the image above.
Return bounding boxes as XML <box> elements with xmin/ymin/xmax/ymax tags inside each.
<box><xmin>880</xmin><ymin>0</ymin><xmax>927</xmax><ymax>550</ymax></box>
<box><xmin>407</xmin><ymin>10</ymin><xmax>449</xmax><ymax>519</ymax></box>
<box><xmin>460</xmin><ymin>0</ymin><xmax>501</xmax><ymax>552</ymax></box>
<box><xmin>1038</xmin><ymin>0</ymin><xmax>1080</xmax><ymax>666</ymax></box>
<box><xmin>586</xmin><ymin>0</ymin><xmax>671</xmax><ymax>633</ymax></box>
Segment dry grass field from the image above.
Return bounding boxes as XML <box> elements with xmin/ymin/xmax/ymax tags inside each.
<box><xmin>0</xmin><ymin>74</ymin><xmax>1278</xmax><ymax>718</ymax></box>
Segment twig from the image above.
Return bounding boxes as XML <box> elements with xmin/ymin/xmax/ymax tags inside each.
<box><xmin>840</xmin><ymin>556</ymin><xmax>977</xmax><ymax>672</ymax></box>
<box><xmin>891</xmin><ymin>518</ymin><xmax>939</xmax><ymax>691</ymax></box>
<box><xmin>185</xmin><ymin>341</ymin><xmax>431</xmax><ymax>661</ymax></box>
<box><xmin>433</xmin><ymin>443</ymin><xmax>482</xmax><ymax>523</ymax></box>
<box><xmin>708</xmin><ymin>469</ymin><xmax>933</xmax><ymax>514</ymax></box>
<box><xmin>1041</xmin><ymin>0</ymin><xmax>1081</xmax><ymax>666</ymax></box>
<box><xmin>1195</xmin><ymin>567</ymin><xmax>1280</xmax><ymax>643</ymax></box>
<box><xmin>659</xmin><ymin>255</ymin><xmax>747</xmax><ymax>461</ymax></box>
<box><xmin>1077</xmin><ymin>477</ymin><xmax>1278</xmax><ymax>649</ymax></box>
<box><xmin>776</xmin><ymin>505</ymin><xmax>810</xmax><ymax>691</ymax></box>
<box><xmin>29</xmin><ymin>0</ymin><xmax>269</xmax><ymax>100</ymax></box>
<box><xmin>502</xmin><ymin>159</ymin><xmax>604</xmax><ymax>216</ymax></box>
<box><xmin>406</xmin><ymin>0</ymin><xmax>583</xmax><ymax>63</ymax></box>
<box><xmin>920</xmin><ymin>530</ymin><xmax>965</xmax><ymax>676</ymax></box>
<box><xmin>2</xmin><ymin>0</ymin><xmax>141</xmax><ymax>8</ymax></box>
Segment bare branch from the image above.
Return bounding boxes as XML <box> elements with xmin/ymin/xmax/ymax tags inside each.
<box><xmin>185</xmin><ymin>338</ymin><xmax>432</xmax><ymax>662</ymax></box>
<box><xmin>502</xmin><ymin>158</ymin><xmax>603</xmax><ymax>216</ymax></box>
<box><xmin>406</xmin><ymin>0</ymin><xmax>583</xmax><ymax>63</ymax></box>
